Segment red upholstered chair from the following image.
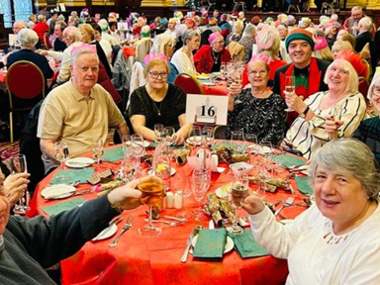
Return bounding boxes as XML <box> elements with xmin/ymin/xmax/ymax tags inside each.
<box><xmin>43</xmin><ymin>33</ymin><xmax>52</xmax><ymax>50</ymax></box>
<box><xmin>173</xmin><ymin>73</ymin><xmax>204</xmax><ymax>94</ymax></box>
<box><xmin>6</xmin><ymin>60</ymin><xmax>46</xmax><ymax>142</ymax></box>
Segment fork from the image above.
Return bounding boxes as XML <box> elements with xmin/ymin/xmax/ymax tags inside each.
<box><xmin>274</xmin><ymin>197</ymin><xmax>294</xmax><ymax>217</ymax></box>
<box><xmin>109</xmin><ymin>216</ymin><xmax>134</xmax><ymax>248</ymax></box>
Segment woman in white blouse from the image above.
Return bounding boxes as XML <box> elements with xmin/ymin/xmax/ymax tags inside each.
<box><xmin>243</xmin><ymin>138</ymin><xmax>380</xmax><ymax>284</ymax></box>
<box><xmin>282</xmin><ymin>59</ymin><xmax>366</xmax><ymax>159</ymax></box>
<box><xmin>170</xmin><ymin>30</ymin><xmax>200</xmax><ymax>76</ymax></box>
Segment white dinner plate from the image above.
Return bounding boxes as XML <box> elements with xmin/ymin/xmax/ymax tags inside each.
<box><xmin>202</xmin><ymin>82</ymin><xmax>216</xmax><ymax>86</ymax></box>
<box><xmin>92</xmin><ymin>224</ymin><xmax>118</xmax><ymax>241</ymax></box>
<box><xmin>65</xmin><ymin>157</ymin><xmax>95</xmax><ymax>168</ymax></box>
<box><xmin>256</xmin><ymin>146</ymin><xmax>272</xmax><ymax>154</ymax></box>
<box><xmin>191</xmin><ymin>235</ymin><xmax>234</xmax><ymax>254</ymax></box>
<box><xmin>215</xmin><ymin>183</ymin><xmax>232</xmax><ymax>199</ymax></box>
<box><xmin>148</xmin><ymin>167</ymin><xmax>176</xmax><ymax>176</ymax></box>
<box><xmin>41</xmin><ymin>184</ymin><xmax>76</xmax><ymax>199</ymax></box>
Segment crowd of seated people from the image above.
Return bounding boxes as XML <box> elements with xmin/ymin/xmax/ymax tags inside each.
<box><xmin>0</xmin><ymin>7</ymin><xmax>380</xmax><ymax>283</ymax></box>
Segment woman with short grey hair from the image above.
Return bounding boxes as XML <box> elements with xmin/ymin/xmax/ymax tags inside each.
<box><xmin>242</xmin><ymin>138</ymin><xmax>380</xmax><ymax>284</ymax></box>
<box><xmin>7</xmin><ymin>29</ymin><xmax>54</xmax><ymax>81</ymax></box>
<box><xmin>170</xmin><ymin>29</ymin><xmax>200</xmax><ymax>75</ymax></box>
<box><xmin>17</xmin><ymin>28</ymin><xmax>39</xmax><ymax>49</ymax></box>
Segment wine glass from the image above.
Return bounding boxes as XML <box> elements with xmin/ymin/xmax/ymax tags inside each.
<box><xmin>285</xmin><ymin>76</ymin><xmax>296</xmax><ymax>112</ymax></box>
<box><xmin>229</xmin><ymin>66</ymin><xmax>243</xmax><ymax>104</ymax></box>
<box><xmin>220</xmin><ymin>62</ymin><xmax>227</xmax><ymax>78</ymax></box>
<box><xmin>230</xmin><ymin>130</ymin><xmax>246</xmax><ymax>154</ymax></box>
<box><xmin>188</xmin><ymin>126</ymin><xmax>202</xmax><ymax>154</ymax></box>
<box><xmin>203</xmin><ymin>126</ymin><xmax>214</xmax><ymax>146</ymax></box>
<box><xmin>164</xmin><ymin>126</ymin><xmax>176</xmax><ymax>160</ymax></box>
<box><xmin>229</xmin><ymin>174</ymin><xmax>249</xmax><ymax>234</ymax></box>
<box><xmin>92</xmin><ymin>139</ymin><xmax>104</xmax><ymax>165</ymax></box>
<box><xmin>154</xmin><ymin>124</ymin><xmax>165</xmax><ymax>145</ymax></box>
<box><xmin>122</xmin><ymin>135</ymin><xmax>132</xmax><ymax>157</ymax></box>
<box><xmin>138</xmin><ymin>179</ymin><xmax>165</xmax><ymax>237</ymax></box>
<box><xmin>245</xmin><ymin>133</ymin><xmax>258</xmax><ymax>165</ymax></box>
<box><xmin>192</xmin><ymin>169</ymin><xmax>210</xmax><ymax>221</ymax></box>
<box><xmin>131</xmin><ymin>134</ymin><xmax>146</xmax><ymax>175</ymax></box>
<box><xmin>11</xmin><ymin>154</ymin><xmax>29</xmax><ymax>215</ymax></box>
<box><xmin>54</xmin><ymin>141</ymin><xmax>69</xmax><ymax>168</ymax></box>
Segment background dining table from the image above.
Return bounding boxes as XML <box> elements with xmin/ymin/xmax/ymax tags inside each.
<box><xmin>26</xmin><ymin>142</ymin><xmax>310</xmax><ymax>285</ymax></box>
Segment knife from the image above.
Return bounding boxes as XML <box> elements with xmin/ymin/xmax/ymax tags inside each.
<box><xmin>93</xmin><ymin>216</ymin><xmax>123</xmax><ymax>241</ymax></box>
<box><xmin>180</xmin><ymin>226</ymin><xmax>202</xmax><ymax>263</ymax></box>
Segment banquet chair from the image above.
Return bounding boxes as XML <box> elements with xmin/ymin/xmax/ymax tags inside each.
<box><xmin>6</xmin><ymin>60</ymin><xmax>46</xmax><ymax>142</ymax></box>
<box><xmin>173</xmin><ymin>73</ymin><xmax>204</xmax><ymax>94</ymax></box>
<box><xmin>43</xmin><ymin>33</ymin><xmax>52</xmax><ymax>50</ymax></box>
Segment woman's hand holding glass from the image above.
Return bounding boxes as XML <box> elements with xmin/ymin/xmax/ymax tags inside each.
<box><xmin>284</xmin><ymin>90</ymin><xmax>306</xmax><ymax>114</ymax></box>
<box><xmin>229</xmin><ymin>174</ymin><xmax>249</xmax><ymax>234</ymax></box>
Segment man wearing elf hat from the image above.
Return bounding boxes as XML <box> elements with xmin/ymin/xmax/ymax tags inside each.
<box><xmin>273</xmin><ymin>29</ymin><xmax>330</xmax><ymax>125</ymax></box>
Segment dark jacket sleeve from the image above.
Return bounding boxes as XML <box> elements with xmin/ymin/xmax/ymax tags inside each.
<box><xmin>7</xmin><ymin>195</ymin><xmax>119</xmax><ymax>269</ymax></box>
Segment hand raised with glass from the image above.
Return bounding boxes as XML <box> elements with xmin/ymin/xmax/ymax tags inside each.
<box><xmin>107</xmin><ymin>176</ymin><xmax>161</xmax><ymax>211</ymax></box>
<box><xmin>241</xmin><ymin>192</ymin><xmax>265</xmax><ymax>215</ymax></box>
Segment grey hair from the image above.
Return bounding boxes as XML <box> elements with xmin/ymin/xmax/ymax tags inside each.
<box><xmin>242</xmin><ymin>23</ymin><xmax>256</xmax><ymax>38</ymax></box>
<box><xmin>351</xmin><ymin>5</ymin><xmax>363</xmax><ymax>12</ymax></box>
<box><xmin>309</xmin><ymin>138</ymin><xmax>380</xmax><ymax>200</ymax></box>
<box><xmin>367</xmin><ymin>74</ymin><xmax>380</xmax><ymax>101</ymax></box>
<box><xmin>182</xmin><ymin>29</ymin><xmax>200</xmax><ymax>45</ymax></box>
<box><xmin>64</xmin><ymin>26</ymin><xmax>82</xmax><ymax>42</ymax></box>
<box><xmin>151</xmin><ymin>33</ymin><xmax>174</xmax><ymax>54</ymax></box>
<box><xmin>70</xmin><ymin>49</ymin><xmax>99</xmax><ymax>65</ymax></box>
<box><xmin>324</xmin><ymin>59</ymin><xmax>358</xmax><ymax>93</ymax></box>
<box><xmin>358</xmin><ymin>17</ymin><xmax>372</xmax><ymax>31</ymax></box>
<box><xmin>17</xmin><ymin>28</ymin><xmax>38</xmax><ymax>49</ymax></box>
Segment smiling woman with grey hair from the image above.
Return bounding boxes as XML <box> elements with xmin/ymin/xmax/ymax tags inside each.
<box><xmin>7</xmin><ymin>29</ymin><xmax>54</xmax><ymax>81</ymax></box>
<box><xmin>353</xmin><ymin>74</ymin><xmax>380</xmax><ymax>165</ymax></box>
<box><xmin>282</xmin><ymin>59</ymin><xmax>367</xmax><ymax>159</ymax></box>
<box><xmin>242</xmin><ymin>138</ymin><xmax>380</xmax><ymax>284</ymax></box>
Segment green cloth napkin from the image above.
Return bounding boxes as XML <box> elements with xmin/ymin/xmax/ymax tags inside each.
<box><xmin>103</xmin><ymin>147</ymin><xmax>124</xmax><ymax>162</ymax></box>
<box><xmin>271</xmin><ymin>154</ymin><xmax>305</xmax><ymax>168</ymax></box>
<box><xmin>295</xmin><ymin>176</ymin><xmax>313</xmax><ymax>195</ymax></box>
<box><xmin>50</xmin><ymin>169</ymin><xmax>95</xmax><ymax>185</ymax></box>
<box><xmin>193</xmin><ymin>229</ymin><xmax>227</xmax><ymax>260</ymax></box>
<box><xmin>229</xmin><ymin>229</ymin><xmax>269</xmax><ymax>259</ymax></box>
<box><xmin>41</xmin><ymin>197</ymin><xmax>86</xmax><ymax>216</ymax></box>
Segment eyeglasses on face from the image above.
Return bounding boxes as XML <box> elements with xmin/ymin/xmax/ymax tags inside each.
<box><xmin>213</xmin><ymin>40</ymin><xmax>224</xmax><ymax>44</ymax></box>
<box><xmin>148</xmin><ymin>71</ymin><xmax>168</xmax><ymax>79</ymax></box>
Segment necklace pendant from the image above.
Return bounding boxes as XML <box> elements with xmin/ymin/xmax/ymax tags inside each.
<box><xmin>158</xmin><ymin>111</ymin><xmax>161</xmax><ymax>116</ymax></box>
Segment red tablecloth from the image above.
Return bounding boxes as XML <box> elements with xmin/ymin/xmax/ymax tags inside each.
<box><xmin>27</xmin><ymin>144</ymin><xmax>308</xmax><ymax>285</ymax></box>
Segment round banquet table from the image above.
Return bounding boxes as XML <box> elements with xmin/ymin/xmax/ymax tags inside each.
<box><xmin>27</xmin><ymin>143</ymin><xmax>309</xmax><ymax>285</ymax></box>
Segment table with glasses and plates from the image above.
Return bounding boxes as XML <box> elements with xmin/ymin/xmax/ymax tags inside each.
<box><xmin>26</xmin><ymin>137</ymin><xmax>312</xmax><ymax>285</ymax></box>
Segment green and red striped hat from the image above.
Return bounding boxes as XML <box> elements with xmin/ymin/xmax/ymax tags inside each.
<box><xmin>285</xmin><ymin>29</ymin><xmax>315</xmax><ymax>51</ymax></box>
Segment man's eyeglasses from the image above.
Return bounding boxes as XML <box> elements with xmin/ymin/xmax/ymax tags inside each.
<box><xmin>148</xmin><ymin>71</ymin><xmax>168</xmax><ymax>79</ymax></box>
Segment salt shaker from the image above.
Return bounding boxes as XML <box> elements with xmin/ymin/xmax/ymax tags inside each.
<box><xmin>174</xmin><ymin>191</ymin><xmax>183</xmax><ymax>209</ymax></box>
<box><xmin>166</xmin><ymin>192</ymin><xmax>174</xmax><ymax>208</ymax></box>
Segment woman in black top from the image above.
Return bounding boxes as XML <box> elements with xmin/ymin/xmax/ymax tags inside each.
<box><xmin>128</xmin><ymin>59</ymin><xmax>192</xmax><ymax>144</ymax></box>
<box><xmin>227</xmin><ymin>60</ymin><xmax>287</xmax><ymax>144</ymax></box>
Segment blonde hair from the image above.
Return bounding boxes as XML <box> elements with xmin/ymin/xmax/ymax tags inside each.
<box><xmin>324</xmin><ymin>59</ymin><xmax>358</xmax><ymax>93</ymax></box>
<box><xmin>332</xmin><ymin>40</ymin><xmax>354</xmax><ymax>58</ymax></box>
<box><xmin>78</xmin><ymin>23</ymin><xmax>94</xmax><ymax>43</ymax></box>
<box><xmin>368</xmin><ymin>74</ymin><xmax>380</xmax><ymax>102</ymax></box>
<box><xmin>143</xmin><ymin>59</ymin><xmax>170</xmax><ymax>78</ymax></box>
<box><xmin>233</xmin><ymin>20</ymin><xmax>244</xmax><ymax>35</ymax></box>
<box><xmin>314</xmin><ymin>47</ymin><xmax>333</xmax><ymax>62</ymax></box>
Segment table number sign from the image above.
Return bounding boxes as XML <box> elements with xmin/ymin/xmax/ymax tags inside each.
<box><xmin>186</xmin><ymin>94</ymin><xmax>228</xmax><ymax>125</ymax></box>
